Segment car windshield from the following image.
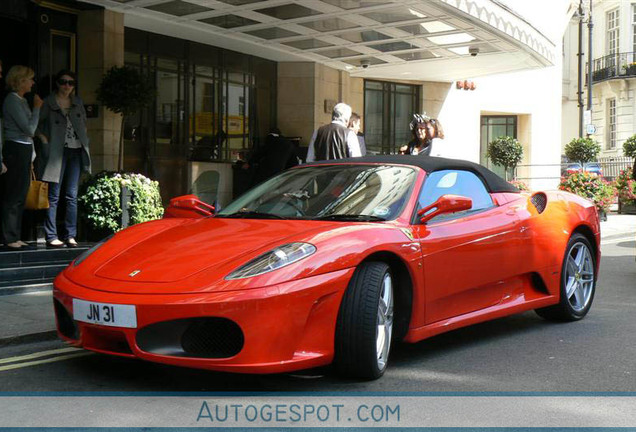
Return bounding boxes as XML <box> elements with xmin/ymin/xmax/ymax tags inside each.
<box><xmin>217</xmin><ymin>165</ymin><xmax>417</xmax><ymax>221</ymax></box>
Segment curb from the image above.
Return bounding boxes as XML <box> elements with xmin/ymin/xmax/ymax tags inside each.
<box><xmin>601</xmin><ymin>233</ymin><xmax>635</xmax><ymax>243</ymax></box>
<box><xmin>0</xmin><ymin>330</ymin><xmax>58</xmax><ymax>348</ymax></box>
<box><xmin>0</xmin><ymin>283</ymin><xmax>53</xmax><ymax>297</ymax></box>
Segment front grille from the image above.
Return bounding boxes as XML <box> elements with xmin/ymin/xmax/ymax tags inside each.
<box><xmin>54</xmin><ymin>299</ymin><xmax>78</xmax><ymax>340</ymax></box>
<box><xmin>530</xmin><ymin>193</ymin><xmax>547</xmax><ymax>213</ymax></box>
<box><xmin>181</xmin><ymin>318</ymin><xmax>244</xmax><ymax>358</ymax></box>
<box><xmin>136</xmin><ymin>317</ymin><xmax>244</xmax><ymax>359</ymax></box>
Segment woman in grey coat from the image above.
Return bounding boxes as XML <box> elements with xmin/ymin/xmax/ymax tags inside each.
<box><xmin>38</xmin><ymin>70</ymin><xmax>91</xmax><ymax>248</ymax></box>
<box><xmin>1</xmin><ymin>65</ymin><xmax>43</xmax><ymax>249</ymax></box>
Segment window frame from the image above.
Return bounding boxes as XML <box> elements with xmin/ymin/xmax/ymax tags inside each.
<box><xmin>411</xmin><ymin>169</ymin><xmax>495</xmax><ymax>225</ymax></box>
<box><xmin>607</xmin><ymin>98</ymin><xmax>617</xmax><ymax>150</ymax></box>
<box><xmin>607</xmin><ymin>8</ymin><xmax>620</xmax><ymax>56</ymax></box>
<box><xmin>363</xmin><ymin>79</ymin><xmax>420</xmax><ymax>155</ymax></box>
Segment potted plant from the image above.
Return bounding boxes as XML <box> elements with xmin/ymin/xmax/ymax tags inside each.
<box><xmin>624</xmin><ymin>133</ymin><xmax>636</xmax><ymax>178</ymax></box>
<box><xmin>96</xmin><ymin>66</ymin><xmax>154</xmax><ymax>171</ymax></box>
<box><xmin>615</xmin><ymin>168</ymin><xmax>636</xmax><ymax>214</ymax></box>
<box><xmin>622</xmin><ymin>62</ymin><xmax>636</xmax><ymax>76</ymax></box>
<box><xmin>486</xmin><ymin>136</ymin><xmax>524</xmax><ymax>181</ymax></box>
<box><xmin>79</xmin><ymin>171</ymin><xmax>164</xmax><ymax>239</ymax></box>
<box><xmin>564</xmin><ymin>137</ymin><xmax>601</xmax><ymax>169</ymax></box>
<box><xmin>559</xmin><ymin>172</ymin><xmax>616</xmax><ymax>220</ymax></box>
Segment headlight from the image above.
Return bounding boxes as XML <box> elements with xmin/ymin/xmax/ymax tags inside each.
<box><xmin>73</xmin><ymin>234</ymin><xmax>114</xmax><ymax>267</ymax></box>
<box><xmin>226</xmin><ymin>242</ymin><xmax>316</xmax><ymax>280</ymax></box>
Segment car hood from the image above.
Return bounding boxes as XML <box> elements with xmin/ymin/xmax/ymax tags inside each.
<box><xmin>89</xmin><ymin>218</ymin><xmax>334</xmax><ymax>284</ymax></box>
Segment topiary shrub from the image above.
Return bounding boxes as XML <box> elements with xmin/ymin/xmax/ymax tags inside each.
<box><xmin>486</xmin><ymin>136</ymin><xmax>523</xmax><ymax>181</ymax></box>
<box><xmin>79</xmin><ymin>171</ymin><xmax>163</xmax><ymax>235</ymax></box>
<box><xmin>564</xmin><ymin>137</ymin><xmax>601</xmax><ymax>166</ymax></box>
<box><xmin>96</xmin><ymin>66</ymin><xmax>154</xmax><ymax>171</ymax></box>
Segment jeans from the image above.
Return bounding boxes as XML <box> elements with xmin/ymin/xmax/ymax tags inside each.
<box><xmin>45</xmin><ymin>148</ymin><xmax>81</xmax><ymax>241</ymax></box>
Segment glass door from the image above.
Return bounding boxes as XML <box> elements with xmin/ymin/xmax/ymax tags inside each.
<box><xmin>364</xmin><ymin>80</ymin><xmax>419</xmax><ymax>154</ymax></box>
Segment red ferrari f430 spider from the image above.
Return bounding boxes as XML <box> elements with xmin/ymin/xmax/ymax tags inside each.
<box><xmin>53</xmin><ymin>156</ymin><xmax>600</xmax><ymax>379</ymax></box>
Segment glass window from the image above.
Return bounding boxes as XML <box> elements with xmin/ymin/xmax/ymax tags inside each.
<box><xmin>364</xmin><ymin>80</ymin><xmax>419</xmax><ymax>154</ymax></box>
<box><xmin>282</xmin><ymin>39</ymin><xmax>333</xmax><ymax>50</ymax></box>
<box><xmin>607</xmin><ymin>9</ymin><xmax>620</xmax><ymax>56</ymax></box>
<box><xmin>255</xmin><ymin>4</ymin><xmax>320</xmax><ymax>20</ymax></box>
<box><xmin>417</xmin><ymin>170</ymin><xmax>493</xmax><ymax>222</ymax></box>
<box><xmin>299</xmin><ymin>18</ymin><xmax>359</xmax><ymax>32</ymax></box>
<box><xmin>607</xmin><ymin>98</ymin><xmax>616</xmax><ymax>150</ymax></box>
<box><xmin>218</xmin><ymin>165</ymin><xmax>417</xmax><ymax>220</ymax></box>
<box><xmin>199</xmin><ymin>15</ymin><xmax>260</xmax><ymax>29</ymax></box>
<box><xmin>362</xmin><ymin>7</ymin><xmax>426</xmax><ymax>24</ymax></box>
<box><xmin>145</xmin><ymin>0</ymin><xmax>212</xmax><ymax>16</ymax></box>
<box><xmin>337</xmin><ymin>30</ymin><xmax>391</xmax><ymax>44</ymax></box>
<box><xmin>633</xmin><ymin>5</ymin><xmax>636</xmax><ymax>55</ymax></box>
<box><xmin>480</xmin><ymin>115</ymin><xmax>517</xmax><ymax>179</ymax></box>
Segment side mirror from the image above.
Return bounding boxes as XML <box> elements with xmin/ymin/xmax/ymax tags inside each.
<box><xmin>164</xmin><ymin>194</ymin><xmax>215</xmax><ymax>219</ymax></box>
<box><xmin>417</xmin><ymin>194</ymin><xmax>472</xmax><ymax>224</ymax></box>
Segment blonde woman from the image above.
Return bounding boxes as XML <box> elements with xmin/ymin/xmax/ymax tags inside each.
<box><xmin>1</xmin><ymin>65</ymin><xmax>42</xmax><ymax>249</ymax></box>
<box><xmin>38</xmin><ymin>69</ymin><xmax>91</xmax><ymax>248</ymax></box>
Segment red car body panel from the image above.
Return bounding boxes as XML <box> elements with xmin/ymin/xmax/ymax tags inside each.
<box><xmin>53</xmin><ymin>160</ymin><xmax>601</xmax><ymax>374</ymax></box>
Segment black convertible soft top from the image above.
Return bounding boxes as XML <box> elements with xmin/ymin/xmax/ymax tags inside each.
<box><xmin>308</xmin><ymin>155</ymin><xmax>520</xmax><ymax>193</ymax></box>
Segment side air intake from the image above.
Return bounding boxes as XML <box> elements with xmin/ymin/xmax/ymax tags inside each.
<box><xmin>530</xmin><ymin>193</ymin><xmax>547</xmax><ymax>214</ymax></box>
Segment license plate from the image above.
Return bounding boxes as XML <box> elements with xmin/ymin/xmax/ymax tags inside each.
<box><xmin>72</xmin><ymin>299</ymin><xmax>137</xmax><ymax>328</ymax></box>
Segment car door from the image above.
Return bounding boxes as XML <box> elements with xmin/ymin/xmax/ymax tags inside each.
<box><xmin>411</xmin><ymin>170</ymin><xmax>523</xmax><ymax>324</ymax></box>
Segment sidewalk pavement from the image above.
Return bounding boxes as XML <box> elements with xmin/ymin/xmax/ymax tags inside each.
<box><xmin>0</xmin><ymin>214</ymin><xmax>634</xmax><ymax>347</ymax></box>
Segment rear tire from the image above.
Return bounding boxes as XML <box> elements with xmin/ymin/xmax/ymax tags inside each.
<box><xmin>334</xmin><ymin>261</ymin><xmax>394</xmax><ymax>380</ymax></box>
<box><xmin>536</xmin><ymin>233</ymin><xmax>596</xmax><ymax>321</ymax></box>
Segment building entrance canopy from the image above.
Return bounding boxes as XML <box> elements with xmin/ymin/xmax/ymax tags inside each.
<box><xmin>83</xmin><ymin>0</ymin><xmax>556</xmax><ymax>81</ymax></box>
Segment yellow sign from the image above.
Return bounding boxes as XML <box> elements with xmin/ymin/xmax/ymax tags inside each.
<box><xmin>191</xmin><ymin>113</ymin><xmax>249</xmax><ymax>135</ymax></box>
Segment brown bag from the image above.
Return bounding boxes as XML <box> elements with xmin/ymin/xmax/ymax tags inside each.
<box><xmin>25</xmin><ymin>170</ymin><xmax>49</xmax><ymax>210</ymax></box>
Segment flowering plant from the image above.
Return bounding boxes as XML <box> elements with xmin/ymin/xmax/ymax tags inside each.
<box><xmin>615</xmin><ymin>168</ymin><xmax>636</xmax><ymax>205</ymax></box>
<box><xmin>79</xmin><ymin>171</ymin><xmax>164</xmax><ymax>233</ymax></box>
<box><xmin>508</xmin><ymin>180</ymin><xmax>529</xmax><ymax>191</ymax></box>
<box><xmin>558</xmin><ymin>172</ymin><xmax>616</xmax><ymax>211</ymax></box>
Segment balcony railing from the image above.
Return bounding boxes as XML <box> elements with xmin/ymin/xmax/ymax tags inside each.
<box><xmin>591</xmin><ymin>52</ymin><xmax>636</xmax><ymax>82</ymax></box>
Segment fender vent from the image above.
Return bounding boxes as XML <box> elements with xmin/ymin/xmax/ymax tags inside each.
<box><xmin>530</xmin><ymin>193</ymin><xmax>547</xmax><ymax>214</ymax></box>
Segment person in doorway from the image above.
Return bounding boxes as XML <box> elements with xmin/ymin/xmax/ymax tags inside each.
<box><xmin>348</xmin><ymin>112</ymin><xmax>366</xmax><ymax>156</ymax></box>
<box><xmin>400</xmin><ymin>114</ymin><xmax>445</xmax><ymax>156</ymax></box>
<box><xmin>306</xmin><ymin>102</ymin><xmax>361</xmax><ymax>162</ymax></box>
<box><xmin>244</xmin><ymin>127</ymin><xmax>297</xmax><ymax>186</ymax></box>
<box><xmin>1</xmin><ymin>65</ymin><xmax>43</xmax><ymax>249</ymax></box>
<box><xmin>0</xmin><ymin>59</ymin><xmax>6</xmax><ymax>176</ymax></box>
<box><xmin>38</xmin><ymin>69</ymin><xmax>91</xmax><ymax>248</ymax></box>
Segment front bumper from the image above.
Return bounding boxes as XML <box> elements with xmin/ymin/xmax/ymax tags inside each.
<box><xmin>53</xmin><ymin>268</ymin><xmax>353</xmax><ymax>374</ymax></box>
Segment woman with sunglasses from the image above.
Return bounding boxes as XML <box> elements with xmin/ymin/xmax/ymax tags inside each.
<box><xmin>38</xmin><ymin>69</ymin><xmax>91</xmax><ymax>248</ymax></box>
<box><xmin>399</xmin><ymin>114</ymin><xmax>444</xmax><ymax>156</ymax></box>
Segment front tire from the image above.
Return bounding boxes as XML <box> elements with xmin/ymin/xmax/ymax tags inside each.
<box><xmin>536</xmin><ymin>233</ymin><xmax>596</xmax><ymax>321</ymax></box>
<box><xmin>334</xmin><ymin>261</ymin><xmax>394</xmax><ymax>379</ymax></box>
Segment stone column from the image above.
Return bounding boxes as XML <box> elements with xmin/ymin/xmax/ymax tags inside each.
<box><xmin>77</xmin><ymin>9</ymin><xmax>124</xmax><ymax>172</ymax></box>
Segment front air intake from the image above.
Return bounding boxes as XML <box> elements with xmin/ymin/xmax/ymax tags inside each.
<box><xmin>137</xmin><ymin>317</ymin><xmax>244</xmax><ymax>358</ymax></box>
<box><xmin>530</xmin><ymin>192</ymin><xmax>547</xmax><ymax>214</ymax></box>
<box><xmin>181</xmin><ymin>318</ymin><xmax>244</xmax><ymax>358</ymax></box>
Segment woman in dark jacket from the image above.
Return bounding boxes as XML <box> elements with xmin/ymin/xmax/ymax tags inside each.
<box><xmin>400</xmin><ymin>114</ymin><xmax>444</xmax><ymax>156</ymax></box>
<box><xmin>38</xmin><ymin>70</ymin><xmax>91</xmax><ymax>248</ymax></box>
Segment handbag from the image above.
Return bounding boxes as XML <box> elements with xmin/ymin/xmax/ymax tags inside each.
<box><xmin>25</xmin><ymin>169</ymin><xmax>49</xmax><ymax>210</ymax></box>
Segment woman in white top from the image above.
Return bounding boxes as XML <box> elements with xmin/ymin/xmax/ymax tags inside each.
<box><xmin>38</xmin><ymin>69</ymin><xmax>91</xmax><ymax>248</ymax></box>
<box><xmin>1</xmin><ymin>65</ymin><xmax>43</xmax><ymax>249</ymax></box>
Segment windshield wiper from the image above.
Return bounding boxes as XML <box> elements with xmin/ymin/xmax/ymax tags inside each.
<box><xmin>222</xmin><ymin>210</ymin><xmax>285</xmax><ymax>219</ymax></box>
<box><xmin>313</xmin><ymin>214</ymin><xmax>386</xmax><ymax>222</ymax></box>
